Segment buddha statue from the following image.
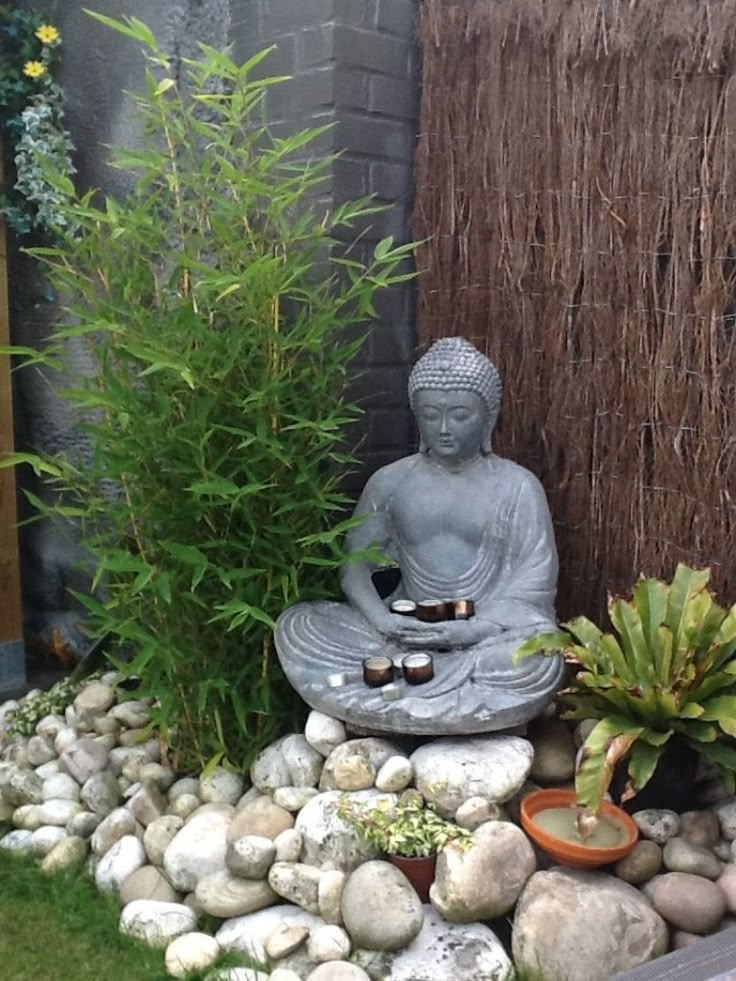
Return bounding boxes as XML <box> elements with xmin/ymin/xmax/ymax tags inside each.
<box><xmin>274</xmin><ymin>337</ymin><xmax>564</xmax><ymax>734</ymax></box>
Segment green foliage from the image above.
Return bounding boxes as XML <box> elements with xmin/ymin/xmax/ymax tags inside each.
<box><xmin>514</xmin><ymin>563</ymin><xmax>736</xmax><ymax>814</ymax></box>
<box><xmin>338</xmin><ymin>790</ymin><xmax>473</xmax><ymax>859</ymax></box>
<box><xmin>0</xmin><ymin>6</ymin><xmax>74</xmax><ymax>238</ymax></box>
<box><xmin>0</xmin><ymin>848</ymin><xmax>256</xmax><ymax>980</ymax></box>
<box><xmin>5</xmin><ymin>14</ymin><xmax>415</xmax><ymax>772</ymax></box>
<box><xmin>4</xmin><ymin>673</ymin><xmax>101</xmax><ymax>739</ymax></box>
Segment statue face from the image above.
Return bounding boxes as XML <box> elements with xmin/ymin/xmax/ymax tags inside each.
<box><xmin>413</xmin><ymin>389</ymin><xmax>487</xmax><ymax>464</ymax></box>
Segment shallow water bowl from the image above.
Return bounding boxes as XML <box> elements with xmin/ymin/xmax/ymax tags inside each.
<box><xmin>520</xmin><ymin>788</ymin><xmax>638</xmax><ymax>869</ymax></box>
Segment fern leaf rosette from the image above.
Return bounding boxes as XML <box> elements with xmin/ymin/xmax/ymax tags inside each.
<box><xmin>514</xmin><ymin>563</ymin><xmax>736</xmax><ymax>814</ymax></box>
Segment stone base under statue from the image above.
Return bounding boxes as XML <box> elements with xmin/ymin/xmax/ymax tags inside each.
<box><xmin>276</xmin><ymin>602</ymin><xmax>564</xmax><ymax>736</ymax></box>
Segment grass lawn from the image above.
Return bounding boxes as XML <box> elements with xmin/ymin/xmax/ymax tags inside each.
<box><xmin>0</xmin><ymin>845</ymin><xmax>244</xmax><ymax>981</ymax></box>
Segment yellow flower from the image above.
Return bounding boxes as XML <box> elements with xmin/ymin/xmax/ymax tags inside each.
<box><xmin>35</xmin><ymin>24</ymin><xmax>60</xmax><ymax>45</ymax></box>
<box><xmin>23</xmin><ymin>61</ymin><xmax>46</xmax><ymax>79</ymax></box>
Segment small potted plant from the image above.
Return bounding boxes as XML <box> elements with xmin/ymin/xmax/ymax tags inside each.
<box><xmin>514</xmin><ymin>563</ymin><xmax>736</xmax><ymax>863</ymax></box>
<box><xmin>338</xmin><ymin>790</ymin><xmax>472</xmax><ymax>901</ymax></box>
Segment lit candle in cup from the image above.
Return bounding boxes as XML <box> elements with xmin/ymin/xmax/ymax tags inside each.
<box><xmin>416</xmin><ymin>599</ymin><xmax>450</xmax><ymax>622</ymax></box>
<box><xmin>390</xmin><ymin>599</ymin><xmax>417</xmax><ymax>617</ymax></box>
<box><xmin>402</xmin><ymin>652</ymin><xmax>434</xmax><ymax>685</ymax></box>
<box><xmin>362</xmin><ymin>655</ymin><xmax>394</xmax><ymax>687</ymax></box>
<box><xmin>453</xmin><ymin>599</ymin><xmax>475</xmax><ymax>620</ymax></box>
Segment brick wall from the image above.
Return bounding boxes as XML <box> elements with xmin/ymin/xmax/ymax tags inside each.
<box><xmin>230</xmin><ymin>0</ymin><xmax>419</xmax><ymax>485</ymax></box>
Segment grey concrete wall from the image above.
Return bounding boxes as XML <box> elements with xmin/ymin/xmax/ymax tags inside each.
<box><xmin>10</xmin><ymin>0</ymin><xmax>419</xmax><ymax>655</ymax></box>
<box><xmin>230</xmin><ymin>0</ymin><xmax>419</xmax><ymax>484</ymax></box>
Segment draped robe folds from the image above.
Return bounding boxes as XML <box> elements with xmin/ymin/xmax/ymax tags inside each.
<box><xmin>274</xmin><ymin>453</ymin><xmax>564</xmax><ymax>735</ymax></box>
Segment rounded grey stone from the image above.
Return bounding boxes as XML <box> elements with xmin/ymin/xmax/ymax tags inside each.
<box><xmin>165</xmin><ymin>932</ymin><xmax>220</xmax><ymax>979</ymax></box>
<box><xmin>119</xmin><ymin>864</ymin><xmax>179</xmax><ymax>905</ymax></box>
<box><xmin>91</xmin><ymin>807</ymin><xmax>137</xmax><ymax>855</ymax></box>
<box><xmin>513</xmin><ymin>868</ymin><xmax>668</xmax><ymax>981</ymax></box>
<box><xmin>81</xmin><ymin>770</ymin><xmax>121</xmax><ymax>816</ymax></box>
<box><xmin>650</xmin><ymin>871</ymin><xmax>727</xmax><ymax>933</ymax></box>
<box><xmin>411</xmin><ymin>735</ymin><xmax>534</xmax><ymax>817</ymax></box>
<box><xmin>341</xmin><ymin>861</ymin><xmax>423</xmax><ymax>951</ymax></box>
<box><xmin>614</xmin><ymin>840</ymin><xmax>663</xmax><ymax>885</ymax></box>
<box><xmin>95</xmin><ymin>834</ymin><xmax>146</xmax><ymax>894</ymax></box>
<box><xmin>305</xmin><ymin>712</ymin><xmax>347</xmax><ymax>758</ymax></box>
<box><xmin>143</xmin><ymin>815</ymin><xmax>184</xmax><ymax>866</ymax></box>
<box><xmin>195</xmin><ymin>869</ymin><xmax>278</xmax><ymax>918</ymax></box>
<box><xmin>226</xmin><ymin>834</ymin><xmax>277</xmax><ymax>879</ymax></box>
<box><xmin>199</xmin><ymin>766</ymin><xmax>244</xmax><ymax>806</ymax></box>
<box><xmin>119</xmin><ymin>900</ymin><xmax>197</xmax><ymax>949</ymax></box>
<box><xmin>662</xmin><ymin>836</ymin><xmax>723</xmax><ymax>880</ymax></box>
<box><xmin>431</xmin><ymin>820</ymin><xmax>536</xmax><ymax>921</ymax></box>
<box><xmin>632</xmin><ymin>808</ymin><xmax>681</xmax><ymax>845</ymax></box>
<box><xmin>308</xmin><ymin>925</ymin><xmax>351</xmax><ymax>963</ymax></box>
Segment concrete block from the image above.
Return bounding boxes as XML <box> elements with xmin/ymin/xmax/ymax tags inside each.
<box><xmin>301</xmin><ymin>24</ymin><xmax>335</xmax><ymax>67</ymax></box>
<box><xmin>260</xmin><ymin>0</ymin><xmax>335</xmax><ymax>33</ymax></box>
<box><xmin>336</xmin><ymin>112</ymin><xmax>415</xmax><ymax>160</ymax></box>
<box><xmin>369</xmin><ymin>160</ymin><xmax>413</xmax><ymax>200</ymax></box>
<box><xmin>333</xmin><ymin>25</ymin><xmax>411</xmax><ymax>77</ymax></box>
<box><xmin>334</xmin><ymin>0</ymin><xmax>378</xmax><ymax>29</ymax></box>
<box><xmin>368</xmin><ymin>73</ymin><xmax>418</xmax><ymax>120</ymax></box>
<box><xmin>376</xmin><ymin>0</ymin><xmax>417</xmax><ymax>38</ymax></box>
<box><xmin>333</xmin><ymin>66</ymin><xmax>369</xmax><ymax>110</ymax></box>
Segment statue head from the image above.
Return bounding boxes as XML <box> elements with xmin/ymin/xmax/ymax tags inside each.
<box><xmin>408</xmin><ymin>338</ymin><xmax>502</xmax><ymax>456</ymax></box>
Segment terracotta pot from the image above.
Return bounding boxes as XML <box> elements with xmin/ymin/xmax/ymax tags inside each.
<box><xmin>520</xmin><ymin>789</ymin><xmax>638</xmax><ymax>870</ymax></box>
<box><xmin>388</xmin><ymin>853</ymin><xmax>436</xmax><ymax>902</ymax></box>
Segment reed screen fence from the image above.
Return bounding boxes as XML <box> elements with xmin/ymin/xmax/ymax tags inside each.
<box><xmin>413</xmin><ymin>0</ymin><xmax>736</xmax><ymax>621</ymax></box>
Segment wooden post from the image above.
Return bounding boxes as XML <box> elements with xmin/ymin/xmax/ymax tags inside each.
<box><xmin>0</xmin><ymin>143</ymin><xmax>26</xmax><ymax>695</ymax></box>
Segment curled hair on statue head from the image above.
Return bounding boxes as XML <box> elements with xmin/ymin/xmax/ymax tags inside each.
<box><xmin>408</xmin><ymin>337</ymin><xmax>502</xmax><ymax>456</ymax></box>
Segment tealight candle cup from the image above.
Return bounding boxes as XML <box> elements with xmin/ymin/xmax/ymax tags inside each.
<box><xmin>363</xmin><ymin>655</ymin><xmax>395</xmax><ymax>687</ymax></box>
<box><xmin>416</xmin><ymin>599</ymin><xmax>450</xmax><ymax>623</ymax></box>
<box><xmin>402</xmin><ymin>652</ymin><xmax>434</xmax><ymax>685</ymax></box>
<box><xmin>390</xmin><ymin>599</ymin><xmax>417</xmax><ymax>617</ymax></box>
<box><xmin>453</xmin><ymin>599</ymin><xmax>475</xmax><ymax>620</ymax></box>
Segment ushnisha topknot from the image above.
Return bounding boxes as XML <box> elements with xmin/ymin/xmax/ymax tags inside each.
<box><xmin>408</xmin><ymin>337</ymin><xmax>502</xmax><ymax>425</ymax></box>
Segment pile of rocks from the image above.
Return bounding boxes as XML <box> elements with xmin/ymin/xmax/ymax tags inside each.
<box><xmin>1</xmin><ymin>677</ymin><xmax>736</xmax><ymax>981</ymax></box>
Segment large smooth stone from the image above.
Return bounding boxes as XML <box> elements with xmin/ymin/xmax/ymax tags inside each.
<box><xmin>320</xmin><ymin>740</ymin><xmax>401</xmax><ymax>792</ymax></box>
<box><xmin>165</xmin><ymin>932</ymin><xmax>220</xmax><ymax>979</ymax></box>
<box><xmin>119</xmin><ymin>865</ymin><xmax>179</xmax><ymax>905</ymax></box>
<box><xmin>305</xmin><ymin>712</ymin><xmax>347</xmax><ymax>758</ymax></box>
<box><xmin>679</xmin><ymin>810</ymin><xmax>721</xmax><ymax>849</ymax></box>
<box><xmin>216</xmin><ymin>905</ymin><xmax>323</xmax><ymax>962</ymax></box>
<box><xmin>715</xmin><ymin>799</ymin><xmax>736</xmax><ymax>840</ymax></box>
<box><xmin>341</xmin><ymin>861</ymin><xmax>423</xmax><ymax>951</ymax></box>
<box><xmin>73</xmin><ymin>682</ymin><xmax>115</xmax><ymax>720</ymax></box>
<box><xmin>80</xmin><ymin>770</ymin><xmax>121</xmax><ymax>816</ymax></box>
<box><xmin>91</xmin><ymin>807</ymin><xmax>137</xmax><ymax>856</ymax></box>
<box><xmin>95</xmin><ymin>834</ymin><xmax>146</xmax><ymax>894</ymax></box>
<box><xmin>0</xmin><ymin>766</ymin><xmax>43</xmax><ymax>806</ymax></box>
<box><xmin>306</xmin><ymin>966</ymin><xmax>370</xmax><ymax>981</ymax></box>
<box><xmin>614</xmin><ymin>840</ymin><xmax>663</xmax><ymax>885</ymax></box>
<box><xmin>353</xmin><ymin>905</ymin><xmax>512</xmax><ymax>981</ymax></box>
<box><xmin>295</xmin><ymin>791</ymin><xmax>393</xmax><ymax>872</ymax></box>
<box><xmin>512</xmin><ymin>868</ymin><xmax>667</xmax><ymax>981</ymax></box>
<box><xmin>251</xmin><ymin>737</ymin><xmax>293</xmax><ymax>793</ymax></box>
<box><xmin>528</xmin><ymin>718</ymin><xmax>576</xmax><ymax>782</ymax></box>
<box><xmin>662</xmin><ymin>837</ymin><xmax>722</xmax><ymax>880</ymax></box>
<box><xmin>41</xmin><ymin>773</ymin><xmax>80</xmax><ymax>803</ymax></box>
<box><xmin>163</xmin><ymin>804</ymin><xmax>233</xmax><ymax>892</ymax></box>
<box><xmin>120</xmin><ymin>900</ymin><xmax>197</xmax><ymax>949</ymax></box>
<box><xmin>280</xmin><ymin>734</ymin><xmax>325</xmax><ymax>788</ymax></box>
<box><xmin>269</xmin><ymin>862</ymin><xmax>323</xmax><ymax>914</ymax></box>
<box><xmin>228</xmin><ymin>797</ymin><xmax>294</xmax><ymax>842</ymax></box>
<box><xmin>430</xmin><ymin>821</ymin><xmax>536</xmax><ymax>921</ymax></box>
<box><xmin>411</xmin><ymin>736</ymin><xmax>533</xmax><ymax>817</ymax></box>
<box><xmin>649</xmin><ymin>871</ymin><xmax>727</xmax><ymax>933</ymax></box>
<box><xmin>143</xmin><ymin>815</ymin><xmax>184</xmax><ymax>866</ymax></box>
<box><xmin>40</xmin><ymin>835</ymin><xmax>88</xmax><ymax>872</ymax></box>
<box><xmin>199</xmin><ymin>766</ymin><xmax>244</xmax><ymax>806</ymax></box>
<box><xmin>632</xmin><ymin>809</ymin><xmax>680</xmax><ymax>845</ymax></box>
<box><xmin>59</xmin><ymin>739</ymin><xmax>108</xmax><ymax>785</ymax></box>
<box><xmin>227</xmin><ymin>834</ymin><xmax>277</xmax><ymax>879</ymax></box>
<box><xmin>195</xmin><ymin>869</ymin><xmax>278</xmax><ymax>918</ymax></box>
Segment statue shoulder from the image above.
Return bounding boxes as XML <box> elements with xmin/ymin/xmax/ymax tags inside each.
<box><xmin>489</xmin><ymin>456</ymin><xmax>548</xmax><ymax>503</ymax></box>
<box><xmin>358</xmin><ymin>454</ymin><xmax>423</xmax><ymax>507</ymax></box>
